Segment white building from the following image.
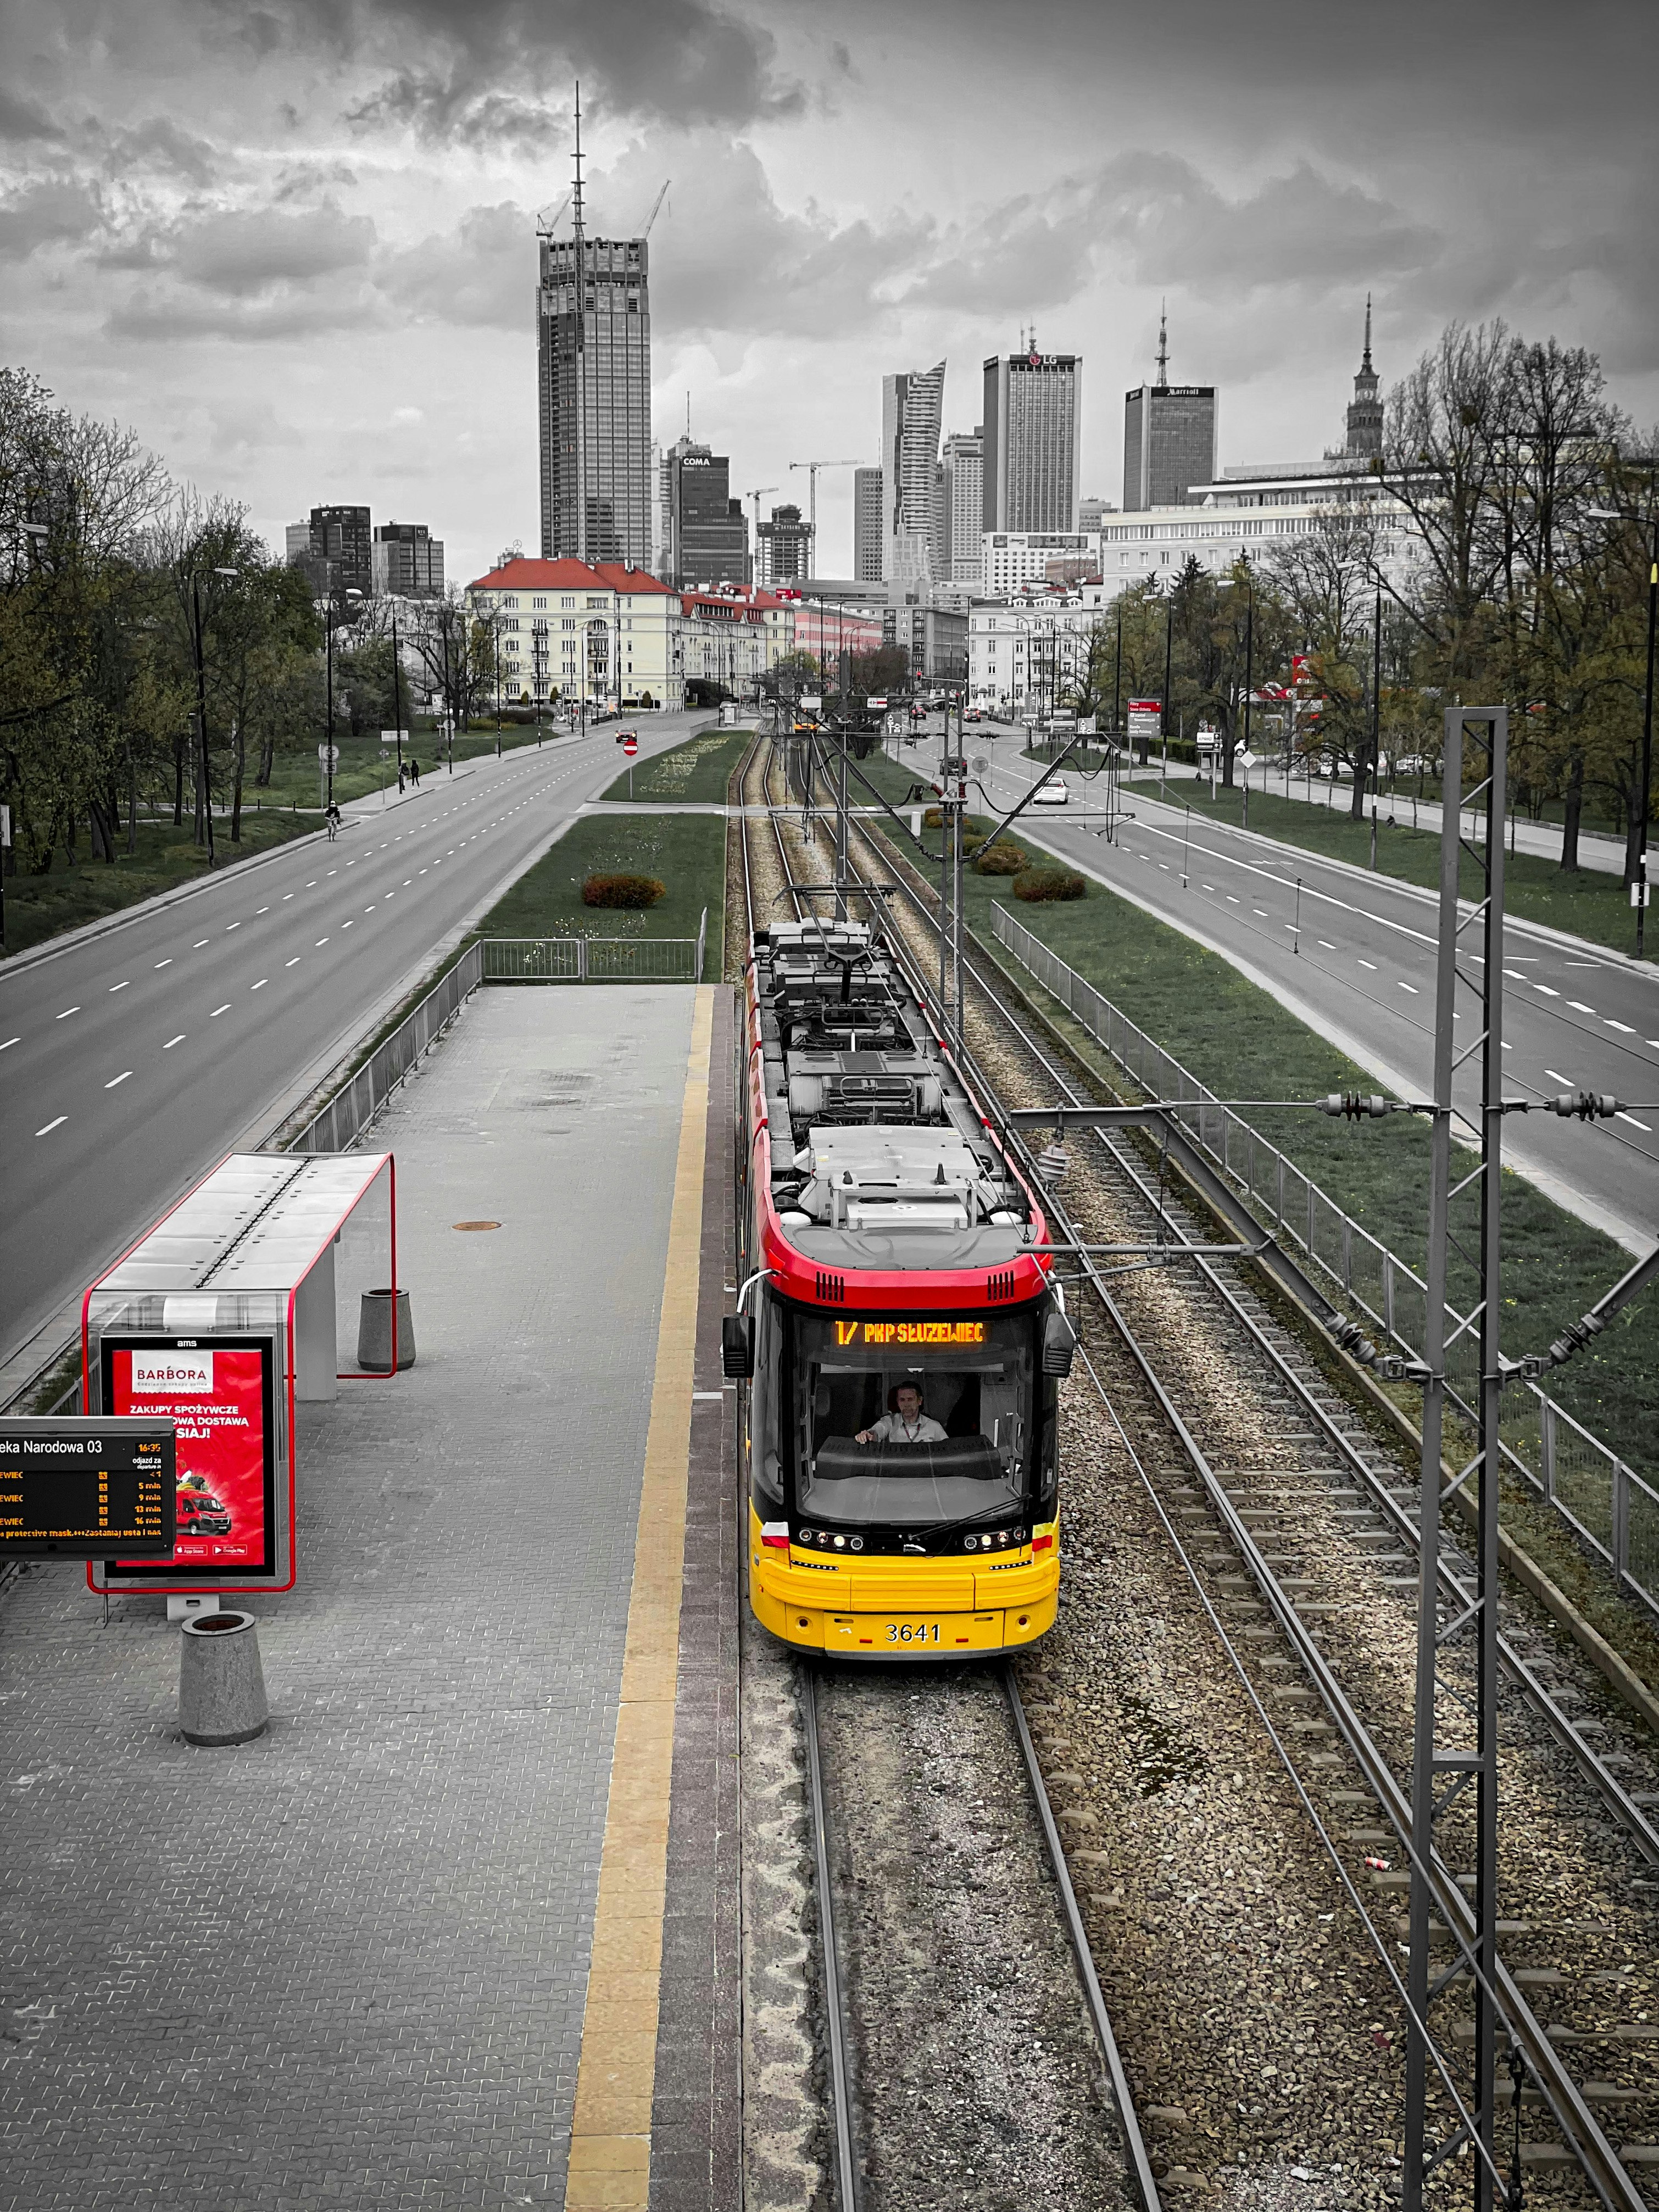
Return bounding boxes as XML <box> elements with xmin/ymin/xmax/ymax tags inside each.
<box><xmin>1094</xmin><ymin>461</ymin><xmax>1418</xmax><ymax>598</ymax></box>
<box><xmin>970</xmin><ymin>587</ymin><xmax>1105</xmax><ymax>712</ymax></box>
<box><xmin>937</xmin><ymin>429</ymin><xmax>984</xmax><ymax>586</ymax></box>
<box><xmin>467</xmin><ymin>555</ymin><xmax>685</xmax><ymax>712</ymax></box>
<box><xmin>980</xmin><ymin>531</ymin><xmax>1095</xmax><ymax>595</ymax></box>
<box><xmin>882</xmin><ymin>360</ymin><xmax>945</xmax><ymax>588</ymax></box>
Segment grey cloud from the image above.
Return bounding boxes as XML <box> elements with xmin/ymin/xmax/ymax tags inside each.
<box><xmin>381</xmin><ymin>200</ymin><xmax>527</xmax><ymax>328</ymax></box>
<box><xmin>0</xmin><ymin>175</ymin><xmax>104</xmax><ymax>262</ymax></box>
<box><xmin>0</xmin><ymin>86</ymin><xmax>65</xmax><ymax>142</ymax></box>
<box><xmin>99</xmin><ymin>116</ymin><xmax>223</xmax><ymax>185</ymax></box>
<box><xmin>102</xmin><ymin>199</ymin><xmax>377</xmax><ymax>296</ymax></box>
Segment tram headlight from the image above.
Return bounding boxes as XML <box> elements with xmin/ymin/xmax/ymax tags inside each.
<box><xmin>833</xmin><ymin>1533</ymin><xmax>847</xmax><ymax>1548</ymax></box>
<box><xmin>849</xmin><ymin>1536</ymin><xmax>863</xmax><ymax>1551</ymax></box>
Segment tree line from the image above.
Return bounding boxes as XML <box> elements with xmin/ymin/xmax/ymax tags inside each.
<box><xmin>1067</xmin><ymin>321</ymin><xmax>1657</xmax><ymax>879</ymax></box>
<box><xmin>0</xmin><ymin>368</ymin><xmax>511</xmax><ymax>879</ymax></box>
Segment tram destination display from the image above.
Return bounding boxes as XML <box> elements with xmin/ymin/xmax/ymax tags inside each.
<box><xmin>0</xmin><ymin>1417</ymin><xmax>176</xmax><ymax>1556</ymax></box>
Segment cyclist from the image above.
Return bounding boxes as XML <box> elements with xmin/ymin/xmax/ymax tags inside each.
<box><xmin>325</xmin><ymin>801</ymin><xmax>343</xmax><ymax>840</ymax></box>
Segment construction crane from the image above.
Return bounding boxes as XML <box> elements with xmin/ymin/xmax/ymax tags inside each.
<box><xmin>744</xmin><ymin>488</ymin><xmax>778</xmax><ymax>584</ymax></box>
<box><xmin>642</xmin><ymin>181</ymin><xmax>671</xmax><ymax>237</ymax></box>
<box><xmin>789</xmin><ymin>459</ymin><xmax>869</xmax><ymax>569</ymax></box>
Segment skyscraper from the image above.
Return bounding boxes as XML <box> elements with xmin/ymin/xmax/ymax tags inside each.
<box><xmin>1345</xmin><ymin>297</ymin><xmax>1383</xmax><ymax>460</ymax></box>
<box><xmin>853</xmin><ymin>466</ymin><xmax>884</xmax><ymax>582</ymax></box>
<box><xmin>1122</xmin><ymin>308</ymin><xmax>1216</xmax><ymax>508</ymax></box>
<box><xmin>936</xmin><ymin>430</ymin><xmax>984</xmax><ymax>584</ymax></box>
<box><xmin>285</xmin><ymin>506</ymin><xmax>372</xmax><ymax>599</ymax></box>
<box><xmin>881</xmin><ymin>360</ymin><xmax>946</xmax><ymax>586</ymax></box>
<box><xmin>371</xmin><ymin>522</ymin><xmax>444</xmax><ymax>599</ymax></box>
<box><xmin>664</xmin><ymin>438</ymin><xmax>747</xmax><ymax>587</ymax></box>
<box><xmin>756</xmin><ymin>503</ymin><xmax>813</xmax><ymax>587</ymax></box>
<box><xmin>982</xmin><ymin>348</ymin><xmax>1079</xmax><ymax>533</ymax></box>
<box><xmin>537</xmin><ymin>102</ymin><xmax>654</xmax><ymax>568</ymax></box>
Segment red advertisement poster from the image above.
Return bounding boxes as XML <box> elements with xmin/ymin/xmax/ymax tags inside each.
<box><xmin>107</xmin><ymin>1344</ymin><xmax>270</xmax><ymax>1574</ymax></box>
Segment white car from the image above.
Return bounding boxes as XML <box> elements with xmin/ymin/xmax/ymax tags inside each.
<box><xmin>1031</xmin><ymin>777</ymin><xmax>1069</xmax><ymax>806</ymax></box>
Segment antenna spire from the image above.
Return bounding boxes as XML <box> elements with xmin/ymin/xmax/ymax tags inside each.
<box><xmin>1156</xmin><ymin>300</ymin><xmax>1168</xmax><ymax>388</ymax></box>
<box><xmin>1361</xmin><ymin>291</ymin><xmax>1373</xmax><ymax>373</ymax></box>
<box><xmin>571</xmin><ymin>82</ymin><xmax>584</xmax><ymax>244</ymax></box>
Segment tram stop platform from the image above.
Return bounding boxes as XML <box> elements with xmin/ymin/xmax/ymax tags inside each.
<box><xmin>0</xmin><ymin>983</ymin><xmax>741</xmax><ymax>2212</ymax></box>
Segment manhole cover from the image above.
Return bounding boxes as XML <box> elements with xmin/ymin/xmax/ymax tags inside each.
<box><xmin>453</xmin><ymin>1220</ymin><xmax>501</xmax><ymax>1232</ymax></box>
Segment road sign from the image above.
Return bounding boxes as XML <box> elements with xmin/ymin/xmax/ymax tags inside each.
<box><xmin>380</xmin><ymin>729</ymin><xmax>409</xmax><ymax>746</ymax></box>
<box><xmin>800</xmin><ymin>694</ymin><xmax>823</xmax><ymax>712</ymax></box>
<box><xmin>1195</xmin><ymin>727</ymin><xmax>1220</xmax><ymax>754</ymax></box>
<box><xmin>1077</xmin><ymin>715</ymin><xmax>1098</xmax><ymax>736</ymax></box>
<box><xmin>1632</xmin><ymin>882</ymin><xmax>1651</xmax><ymax>909</ymax></box>
<box><xmin>1</xmin><ymin>801</ymin><xmax>9</xmax><ymax>848</ymax></box>
<box><xmin>1127</xmin><ymin>699</ymin><xmax>1161</xmax><ymax>744</ymax></box>
<box><xmin>318</xmin><ymin>745</ymin><xmax>339</xmax><ymax>766</ymax></box>
<box><xmin>621</xmin><ymin>732</ymin><xmax>638</xmax><ymax>757</ymax></box>
<box><xmin>0</xmin><ymin>1417</ymin><xmax>176</xmax><ymax>1558</ymax></box>
<box><xmin>869</xmin><ymin>696</ymin><xmax>888</xmax><ymax>710</ymax></box>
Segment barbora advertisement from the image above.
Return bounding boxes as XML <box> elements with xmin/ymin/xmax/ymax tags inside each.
<box><xmin>105</xmin><ymin>1340</ymin><xmax>273</xmax><ymax>1576</ymax></box>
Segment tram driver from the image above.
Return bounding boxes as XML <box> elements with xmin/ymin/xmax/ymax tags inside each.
<box><xmin>856</xmin><ymin>1384</ymin><xmax>948</xmax><ymax>1448</ymax></box>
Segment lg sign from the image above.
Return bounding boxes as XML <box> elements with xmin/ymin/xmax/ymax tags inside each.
<box><xmin>129</xmin><ymin>1352</ymin><xmax>214</xmax><ymax>1395</ymax></box>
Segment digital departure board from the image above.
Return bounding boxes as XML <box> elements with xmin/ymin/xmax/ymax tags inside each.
<box><xmin>831</xmin><ymin>1320</ymin><xmax>987</xmax><ymax>1348</ymax></box>
<box><xmin>0</xmin><ymin>1417</ymin><xmax>176</xmax><ymax>1557</ymax></box>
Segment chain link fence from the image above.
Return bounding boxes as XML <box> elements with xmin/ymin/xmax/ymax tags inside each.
<box><xmin>990</xmin><ymin>903</ymin><xmax>1659</xmax><ymax>1622</ymax></box>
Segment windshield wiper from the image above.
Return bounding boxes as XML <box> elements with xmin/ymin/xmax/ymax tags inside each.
<box><xmin>899</xmin><ymin>1500</ymin><xmax>1025</xmax><ymax>1548</ymax></box>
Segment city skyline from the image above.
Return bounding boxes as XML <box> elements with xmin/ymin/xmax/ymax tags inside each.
<box><xmin>2</xmin><ymin>0</ymin><xmax>1653</xmax><ymax>586</ymax></box>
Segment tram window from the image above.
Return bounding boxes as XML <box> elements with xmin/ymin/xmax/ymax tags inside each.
<box><xmin>751</xmin><ymin>1301</ymin><xmax>783</xmax><ymax>1508</ymax></box>
<box><xmin>790</xmin><ymin>1311</ymin><xmax>1036</xmax><ymax>1527</ymax></box>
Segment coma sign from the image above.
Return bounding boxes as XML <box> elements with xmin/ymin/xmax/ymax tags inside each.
<box><xmin>99</xmin><ymin>1338</ymin><xmax>277</xmax><ymax>1582</ymax></box>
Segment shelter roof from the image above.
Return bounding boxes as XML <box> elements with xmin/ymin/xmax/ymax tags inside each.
<box><xmin>93</xmin><ymin>1154</ymin><xmax>390</xmax><ymax>1296</ymax></box>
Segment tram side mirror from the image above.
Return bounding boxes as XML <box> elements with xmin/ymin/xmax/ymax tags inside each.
<box><xmin>722</xmin><ymin>1315</ymin><xmax>755</xmax><ymax>1380</ymax></box>
<box><xmin>1042</xmin><ymin>1311</ymin><xmax>1077</xmax><ymax>1379</ymax></box>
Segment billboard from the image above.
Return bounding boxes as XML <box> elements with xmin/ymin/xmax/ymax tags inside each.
<box><xmin>96</xmin><ymin>1338</ymin><xmax>279</xmax><ymax>1585</ymax></box>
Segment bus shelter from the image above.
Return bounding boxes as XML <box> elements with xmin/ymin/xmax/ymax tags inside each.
<box><xmin>81</xmin><ymin>1152</ymin><xmax>397</xmax><ymax>1602</ymax></box>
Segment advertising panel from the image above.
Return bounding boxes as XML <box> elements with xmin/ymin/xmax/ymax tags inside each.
<box><xmin>97</xmin><ymin>1338</ymin><xmax>277</xmax><ymax>1584</ymax></box>
<box><xmin>1127</xmin><ymin>698</ymin><xmax>1161</xmax><ymax>745</ymax></box>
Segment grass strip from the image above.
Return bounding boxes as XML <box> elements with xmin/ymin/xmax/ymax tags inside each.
<box><xmin>600</xmin><ymin>725</ymin><xmax>750</xmax><ymax>804</ymax></box>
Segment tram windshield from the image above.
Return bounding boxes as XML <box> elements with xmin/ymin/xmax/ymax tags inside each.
<box><xmin>792</xmin><ymin>1311</ymin><xmax>1034</xmax><ymax>1526</ymax></box>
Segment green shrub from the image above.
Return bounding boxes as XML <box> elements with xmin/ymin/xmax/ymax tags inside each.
<box><xmin>582</xmin><ymin>872</ymin><xmax>665</xmax><ymax>910</ymax></box>
<box><xmin>975</xmin><ymin>841</ymin><xmax>1026</xmax><ymax>876</ymax></box>
<box><xmin>1013</xmin><ymin>865</ymin><xmax>1087</xmax><ymax>903</ymax></box>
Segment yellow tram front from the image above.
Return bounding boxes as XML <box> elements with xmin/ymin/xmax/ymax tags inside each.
<box><xmin>742</xmin><ymin>1296</ymin><xmax>1066</xmax><ymax>1658</ymax></box>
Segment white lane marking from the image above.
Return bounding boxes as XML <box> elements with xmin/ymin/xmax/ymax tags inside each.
<box><xmin>403</xmin><ymin>879</ymin><xmax>411</xmax><ymax>886</ymax></box>
<box><xmin>0</xmin><ymin>1037</ymin><xmax>17</xmax><ymax>1051</ymax></box>
<box><xmin>105</xmin><ymin>1071</ymin><xmax>132</xmax><ymax>1088</ymax></box>
<box><xmin>1159</xmin><ymin>862</ymin><xmax>1170</xmax><ymax>871</ymax></box>
<box><xmin>286</xmin><ymin>958</ymin><xmax>300</xmax><ymax>968</ymax></box>
<box><xmin>1502</xmin><ymin>968</ymin><xmax>1525</xmax><ymax>979</ymax></box>
<box><xmin>164</xmin><ymin>1034</ymin><xmax>185</xmax><ymax>1050</ymax></box>
<box><xmin>1502</xmin><ymin>1041</ymin><xmax>1512</xmax><ymax>1051</ymax></box>
<box><xmin>282</xmin><ymin>893</ymin><xmax>294</xmax><ymax>901</ymax></box>
<box><xmin>1226</xmin><ymin>893</ymin><xmax>1239</xmax><ymax>903</ymax></box>
<box><xmin>316</xmin><ymin>938</ymin><xmax>329</xmax><ymax>946</ymax></box>
<box><xmin>250</xmin><ymin>978</ymin><xmax>267</xmax><ymax>991</ymax></box>
<box><xmin>194</xmin><ymin>939</ymin><xmax>208</xmax><ymax>948</ymax></box>
<box><xmin>1358</xmin><ymin>959</ymin><xmax>1377</xmax><ymax>971</ymax></box>
<box><xmin>364</xmin><ymin>905</ymin><xmax>375</xmax><ymax>912</ymax></box>
<box><xmin>1252</xmin><ymin>906</ymin><xmax>1268</xmax><ymax>916</ymax></box>
<box><xmin>342</xmin><ymin>920</ymin><xmax>354</xmax><ymax>929</ymax></box>
<box><xmin>1606</xmin><ymin>1019</ymin><xmax>1634</xmax><ymax>1033</ymax></box>
<box><xmin>1568</xmin><ymin>1001</ymin><xmax>1596</xmax><ymax>1013</ymax></box>
<box><xmin>305</xmin><ymin>881</ymin><xmax>317</xmax><ymax>887</ymax></box>
<box><xmin>1398</xmin><ymin>980</ymin><xmax>1418</xmax><ymax>993</ymax></box>
<box><xmin>108</xmin><ymin>980</ymin><xmax>130</xmax><ymax>993</ymax></box>
<box><xmin>225</xmin><ymin>921</ymin><xmax>240</xmax><ymax>931</ymax></box>
<box><xmin>35</xmin><ymin>1117</ymin><xmax>66</xmax><ymax>1136</ymax></box>
<box><xmin>154</xmin><ymin>958</ymin><xmax>172</xmax><ymax>969</ymax></box>
<box><xmin>257</xmin><ymin>907</ymin><xmax>269</xmax><ymax>915</ymax></box>
<box><xmin>1318</xmin><ymin>940</ymin><xmax>1337</xmax><ymax>950</ymax></box>
<box><xmin>209</xmin><ymin>1003</ymin><xmax>230</xmax><ymax>1017</ymax></box>
<box><xmin>1533</xmin><ymin>984</ymin><xmax>1558</xmax><ymax>995</ymax></box>
<box><xmin>56</xmin><ymin>1006</ymin><xmax>80</xmax><ymax>1019</ymax></box>
<box><xmin>327</xmin><ymin>870</ymin><xmax>337</xmax><ymax>878</ymax></box>
<box><xmin>1617</xmin><ymin>1111</ymin><xmax>1652</xmax><ymax>1130</ymax></box>
<box><xmin>1546</xmin><ymin>1069</ymin><xmax>1575</xmax><ymax>1087</ymax></box>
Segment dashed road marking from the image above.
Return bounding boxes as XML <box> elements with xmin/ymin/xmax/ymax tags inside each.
<box><xmin>35</xmin><ymin>1117</ymin><xmax>66</xmax><ymax>1136</ymax></box>
<box><xmin>105</xmin><ymin>1071</ymin><xmax>132</xmax><ymax>1088</ymax></box>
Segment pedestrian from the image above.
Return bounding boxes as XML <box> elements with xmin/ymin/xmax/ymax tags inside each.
<box><xmin>408</xmin><ymin>755</ymin><xmax>421</xmax><ymax>786</ymax></box>
<box><xmin>398</xmin><ymin>763</ymin><xmax>407</xmax><ymax>794</ymax></box>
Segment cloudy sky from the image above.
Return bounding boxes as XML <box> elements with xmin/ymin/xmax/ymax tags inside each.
<box><xmin>3</xmin><ymin>0</ymin><xmax>1655</xmax><ymax>583</ymax></box>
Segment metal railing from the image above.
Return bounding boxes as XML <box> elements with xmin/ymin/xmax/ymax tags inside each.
<box><xmin>483</xmin><ymin>909</ymin><xmax>706</xmax><ymax>983</ymax></box>
<box><xmin>990</xmin><ymin>903</ymin><xmax>1659</xmax><ymax>1622</ymax></box>
<box><xmin>285</xmin><ymin>944</ymin><xmax>485</xmax><ymax>1155</ymax></box>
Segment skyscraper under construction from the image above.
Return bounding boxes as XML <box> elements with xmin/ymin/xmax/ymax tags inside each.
<box><xmin>537</xmin><ymin>101</ymin><xmax>654</xmax><ymax>569</ymax></box>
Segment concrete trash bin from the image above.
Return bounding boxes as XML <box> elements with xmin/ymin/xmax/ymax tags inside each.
<box><xmin>357</xmin><ymin>1287</ymin><xmax>416</xmax><ymax>1372</ymax></box>
<box><xmin>179</xmin><ymin>1610</ymin><xmax>269</xmax><ymax>1746</ymax></box>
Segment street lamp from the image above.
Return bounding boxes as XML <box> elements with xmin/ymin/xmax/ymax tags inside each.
<box><xmin>190</xmin><ymin>564</ymin><xmax>240</xmax><ymax>868</ymax></box>
<box><xmin>1589</xmin><ymin>505</ymin><xmax>1658</xmax><ymax>955</ymax></box>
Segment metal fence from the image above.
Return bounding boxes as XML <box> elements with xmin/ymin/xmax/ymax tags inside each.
<box><xmin>286</xmin><ymin>944</ymin><xmax>485</xmax><ymax>1155</ymax></box>
<box><xmin>990</xmin><ymin>903</ymin><xmax>1659</xmax><ymax>1621</ymax></box>
<box><xmin>483</xmin><ymin>909</ymin><xmax>706</xmax><ymax>984</ymax></box>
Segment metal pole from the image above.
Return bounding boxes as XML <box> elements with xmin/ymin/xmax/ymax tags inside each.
<box><xmin>1160</xmin><ymin>592</ymin><xmax>1172</xmax><ymax>772</ymax></box>
<box><xmin>326</xmin><ymin>609</ymin><xmax>337</xmax><ymax>811</ymax></box>
<box><xmin>392</xmin><ymin>614</ymin><xmax>404</xmax><ymax>784</ymax></box>
<box><xmin>1404</xmin><ymin>707</ymin><xmax>1507</xmax><ymax>2212</ymax></box>
<box><xmin>192</xmin><ymin>575</ymin><xmax>216</xmax><ymax>866</ymax></box>
<box><xmin>953</xmin><ymin>689</ymin><xmax>965</xmax><ymax>1051</ymax></box>
<box><xmin>1638</xmin><ymin>517</ymin><xmax>1657</xmax><ymax>958</ymax></box>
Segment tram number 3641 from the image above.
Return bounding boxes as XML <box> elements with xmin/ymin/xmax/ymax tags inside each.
<box><xmin>886</xmin><ymin>1622</ymin><xmax>942</xmax><ymax>1645</ymax></box>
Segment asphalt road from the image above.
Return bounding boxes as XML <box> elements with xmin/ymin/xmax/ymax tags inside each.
<box><xmin>902</xmin><ymin>721</ymin><xmax>1659</xmax><ymax>1255</ymax></box>
<box><xmin>0</xmin><ymin>712</ymin><xmax>707</xmax><ymax>1374</ymax></box>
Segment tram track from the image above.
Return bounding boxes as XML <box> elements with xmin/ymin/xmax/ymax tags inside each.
<box><xmin>766</xmin><ymin>732</ymin><xmax>1659</xmax><ymax>2203</ymax></box>
<box><xmin>732</xmin><ymin>731</ymin><xmax>1157</xmax><ymax>2212</ymax></box>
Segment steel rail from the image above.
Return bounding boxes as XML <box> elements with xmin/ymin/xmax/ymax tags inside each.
<box><xmin>800</xmin><ymin>1665</ymin><xmax>862</xmax><ymax>2212</ymax></box>
<box><xmin>821</xmin><ymin>776</ymin><xmax>1647</xmax><ymax>2211</ymax></box>
<box><xmin>1002</xmin><ymin>1664</ymin><xmax>1164</xmax><ymax>2212</ymax></box>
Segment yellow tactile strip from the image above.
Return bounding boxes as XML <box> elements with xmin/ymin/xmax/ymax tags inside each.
<box><xmin>567</xmin><ymin>983</ymin><xmax>714</xmax><ymax>2209</ymax></box>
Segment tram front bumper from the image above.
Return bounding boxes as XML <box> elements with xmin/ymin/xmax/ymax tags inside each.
<box><xmin>751</xmin><ymin>1566</ymin><xmax>1059</xmax><ymax>1657</ymax></box>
